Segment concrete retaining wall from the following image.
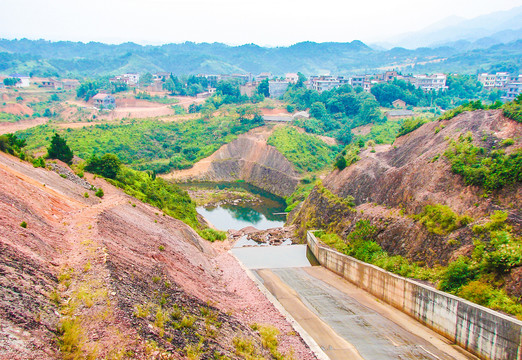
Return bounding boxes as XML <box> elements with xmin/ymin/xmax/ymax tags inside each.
<box><xmin>306</xmin><ymin>231</ymin><xmax>522</xmax><ymax>360</ymax></box>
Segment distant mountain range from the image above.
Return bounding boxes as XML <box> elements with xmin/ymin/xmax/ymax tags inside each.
<box><xmin>379</xmin><ymin>6</ymin><xmax>522</xmax><ymax>50</ymax></box>
<box><xmin>0</xmin><ymin>36</ymin><xmax>520</xmax><ymax>78</ymax></box>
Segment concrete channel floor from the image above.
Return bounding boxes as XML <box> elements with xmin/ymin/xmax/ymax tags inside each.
<box><xmin>256</xmin><ymin>267</ymin><xmax>478</xmax><ymax>360</ymax></box>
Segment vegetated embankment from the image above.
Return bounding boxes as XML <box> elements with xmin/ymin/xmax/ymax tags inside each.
<box><xmin>0</xmin><ymin>151</ymin><xmax>315</xmax><ymax>359</ymax></box>
<box><xmin>291</xmin><ymin>109</ymin><xmax>521</xmax><ymax>294</ymax></box>
<box><xmin>163</xmin><ymin>126</ymin><xmax>301</xmax><ymax>198</ymax></box>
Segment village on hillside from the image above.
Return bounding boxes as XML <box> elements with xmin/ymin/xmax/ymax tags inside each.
<box><xmin>0</xmin><ymin>69</ymin><xmax>521</xmax><ymax>129</ymax></box>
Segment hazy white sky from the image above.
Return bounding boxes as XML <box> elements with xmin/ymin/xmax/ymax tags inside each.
<box><xmin>0</xmin><ymin>0</ymin><xmax>521</xmax><ymax>46</ymax></box>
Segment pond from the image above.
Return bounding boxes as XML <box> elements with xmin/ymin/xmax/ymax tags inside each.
<box><xmin>180</xmin><ymin>182</ymin><xmax>287</xmax><ymax>231</ymax></box>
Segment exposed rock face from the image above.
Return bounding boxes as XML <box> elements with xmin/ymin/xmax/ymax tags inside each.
<box><xmin>291</xmin><ymin>110</ymin><xmax>521</xmax><ymax>268</ymax></box>
<box><xmin>325</xmin><ymin>110</ymin><xmax>521</xmax><ymax>218</ymax></box>
<box><xmin>163</xmin><ymin>126</ymin><xmax>300</xmax><ymax>197</ymax></box>
<box><xmin>0</xmin><ymin>152</ymin><xmax>315</xmax><ymax>359</ymax></box>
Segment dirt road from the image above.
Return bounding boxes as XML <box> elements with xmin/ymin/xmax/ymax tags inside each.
<box><xmin>0</xmin><ymin>117</ymin><xmax>49</xmax><ymax>135</ymax></box>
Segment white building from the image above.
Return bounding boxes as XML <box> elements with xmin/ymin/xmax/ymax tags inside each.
<box><xmin>494</xmin><ymin>72</ymin><xmax>510</xmax><ymax>88</ymax></box>
<box><xmin>111</xmin><ymin>73</ymin><xmax>140</xmax><ymax>86</ymax></box>
<box><xmin>478</xmin><ymin>72</ymin><xmax>511</xmax><ymax>89</ymax></box>
<box><xmin>309</xmin><ymin>76</ymin><xmax>340</xmax><ymax>92</ymax></box>
<box><xmin>502</xmin><ymin>76</ymin><xmax>522</xmax><ymax>102</ymax></box>
<box><xmin>10</xmin><ymin>74</ymin><xmax>30</xmax><ymax>88</ymax></box>
<box><xmin>478</xmin><ymin>73</ymin><xmax>497</xmax><ymax>89</ymax></box>
<box><xmin>411</xmin><ymin>74</ymin><xmax>448</xmax><ymax>92</ymax></box>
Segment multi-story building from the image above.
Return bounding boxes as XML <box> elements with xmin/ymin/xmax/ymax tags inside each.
<box><xmin>350</xmin><ymin>75</ymin><xmax>366</xmax><ymax>89</ymax></box>
<box><xmin>92</xmin><ymin>93</ymin><xmax>116</xmax><ymax>108</ymax></box>
<box><xmin>375</xmin><ymin>71</ymin><xmax>398</xmax><ymax>82</ymax></box>
<box><xmin>502</xmin><ymin>82</ymin><xmax>522</xmax><ymax>102</ymax></box>
<box><xmin>478</xmin><ymin>72</ymin><xmax>511</xmax><ymax>89</ymax></box>
<box><xmin>110</xmin><ymin>73</ymin><xmax>140</xmax><ymax>86</ymax></box>
<box><xmin>256</xmin><ymin>72</ymin><xmax>272</xmax><ymax>81</ymax></box>
<box><xmin>285</xmin><ymin>73</ymin><xmax>299</xmax><ymax>84</ymax></box>
<box><xmin>494</xmin><ymin>72</ymin><xmax>510</xmax><ymax>88</ymax></box>
<box><xmin>308</xmin><ymin>75</ymin><xmax>340</xmax><ymax>92</ymax></box>
<box><xmin>501</xmin><ymin>75</ymin><xmax>522</xmax><ymax>102</ymax></box>
<box><xmin>478</xmin><ymin>73</ymin><xmax>522</xmax><ymax>101</ymax></box>
<box><xmin>478</xmin><ymin>73</ymin><xmax>497</xmax><ymax>89</ymax></box>
<box><xmin>240</xmin><ymin>82</ymin><xmax>258</xmax><ymax>97</ymax></box>
<box><xmin>410</xmin><ymin>74</ymin><xmax>448</xmax><ymax>92</ymax></box>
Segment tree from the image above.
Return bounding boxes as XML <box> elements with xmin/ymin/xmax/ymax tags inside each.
<box><xmin>310</xmin><ymin>102</ymin><xmax>328</xmax><ymax>120</ymax></box>
<box><xmin>47</xmin><ymin>133</ymin><xmax>74</xmax><ymax>164</ymax></box>
<box><xmin>76</xmin><ymin>80</ymin><xmax>98</xmax><ymax>101</ymax></box>
<box><xmin>140</xmin><ymin>72</ymin><xmax>154</xmax><ymax>87</ymax></box>
<box><xmin>85</xmin><ymin>153</ymin><xmax>121</xmax><ymax>179</ymax></box>
<box><xmin>296</xmin><ymin>72</ymin><xmax>307</xmax><ymax>88</ymax></box>
<box><xmin>257</xmin><ymin>79</ymin><xmax>269</xmax><ymax>97</ymax></box>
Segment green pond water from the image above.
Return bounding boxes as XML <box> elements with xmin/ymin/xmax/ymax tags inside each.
<box><xmin>180</xmin><ymin>182</ymin><xmax>317</xmax><ymax>267</ymax></box>
<box><xmin>180</xmin><ymin>182</ymin><xmax>287</xmax><ymax>231</ymax></box>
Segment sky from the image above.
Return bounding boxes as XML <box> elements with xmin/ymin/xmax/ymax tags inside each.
<box><xmin>0</xmin><ymin>0</ymin><xmax>521</xmax><ymax>46</ymax></box>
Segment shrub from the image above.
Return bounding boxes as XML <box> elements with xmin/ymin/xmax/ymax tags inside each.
<box><xmin>438</xmin><ymin>257</ymin><xmax>476</xmax><ymax>293</ymax></box>
<box><xmin>32</xmin><ymin>157</ymin><xmax>46</xmax><ymax>168</ymax></box>
<box><xmin>267</xmin><ymin>126</ymin><xmax>335</xmax><ymax>173</ymax></box>
<box><xmin>502</xmin><ymin>94</ymin><xmax>522</xmax><ymax>123</ymax></box>
<box><xmin>197</xmin><ymin>228</ymin><xmax>226</xmax><ymax>242</ymax></box>
<box><xmin>0</xmin><ymin>133</ymin><xmax>26</xmax><ymax>156</ymax></box>
<box><xmin>444</xmin><ymin>134</ymin><xmax>522</xmax><ymax>191</ymax></box>
<box><xmin>20</xmin><ymin>221</ymin><xmax>27</xmax><ymax>228</ymax></box>
<box><xmin>414</xmin><ymin>204</ymin><xmax>473</xmax><ymax>235</ymax></box>
<box><xmin>500</xmin><ymin>138</ymin><xmax>515</xmax><ymax>147</ymax></box>
<box><xmin>95</xmin><ymin>188</ymin><xmax>104</xmax><ymax>198</ymax></box>
<box><xmin>396</xmin><ymin>118</ymin><xmax>428</xmax><ymax>137</ymax></box>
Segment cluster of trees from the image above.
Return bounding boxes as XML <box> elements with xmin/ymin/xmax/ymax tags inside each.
<box><xmin>370</xmin><ymin>75</ymin><xmax>501</xmax><ymax>110</ymax></box>
<box><xmin>20</xmin><ymin>115</ymin><xmax>261</xmax><ymax>174</ymax></box>
<box><xmin>76</xmin><ymin>78</ymin><xmax>128</xmax><ymax>101</ymax></box>
<box><xmin>284</xmin><ymin>84</ymin><xmax>385</xmax><ymax>143</ymax></box>
<box><xmin>2</xmin><ymin>78</ymin><xmax>21</xmax><ymax>87</ymax></box>
<box><xmin>85</xmin><ymin>153</ymin><xmax>121</xmax><ymax>179</ymax></box>
<box><xmin>163</xmin><ymin>75</ymin><xmax>209</xmax><ymax>97</ymax></box>
<box><xmin>0</xmin><ymin>133</ymin><xmax>26</xmax><ymax>155</ymax></box>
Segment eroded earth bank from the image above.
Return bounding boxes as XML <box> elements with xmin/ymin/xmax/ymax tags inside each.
<box><xmin>0</xmin><ymin>151</ymin><xmax>316</xmax><ymax>359</ymax></box>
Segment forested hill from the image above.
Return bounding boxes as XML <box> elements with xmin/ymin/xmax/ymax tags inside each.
<box><xmin>0</xmin><ymin>38</ymin><xmax>521</xmax><ymax>77</ymax></box>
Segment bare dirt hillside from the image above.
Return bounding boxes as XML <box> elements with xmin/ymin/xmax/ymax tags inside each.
<box><xmin>163</xmin><ymin>126</ymin><xmax>300</xmax><ymax>197</ymax></box>
<box><xmin>291</xmin><ymin>110</ymin><xmax>521</xmax><ymax>270</ymax></box>
<box><xmin>0</xmin><ymin>152</ymin><xmax>315</xmax><ymax>359</ymax></box>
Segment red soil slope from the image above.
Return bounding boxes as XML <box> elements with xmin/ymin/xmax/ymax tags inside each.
<box><xmin>0</xmin><ymin>152</ymin><xmax>315</xmax><ymax>359</ymax></box>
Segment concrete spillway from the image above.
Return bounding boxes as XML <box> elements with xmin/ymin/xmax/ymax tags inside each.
<box><xmin>232</xmin><ymin>242</ymin><xmax>475</xmax><ymax>360</ymax></box>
